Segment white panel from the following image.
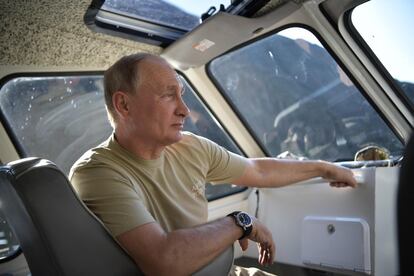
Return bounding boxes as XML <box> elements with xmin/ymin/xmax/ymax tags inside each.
<box><xmin>301</xmin><ymin>216</ymin><xmax>370</xmax><ymax>274</ymax></box>
<box><xmin>248</xmin><ymin>167</ymin><xmax>400</xmax><ymax>275</ymax></box>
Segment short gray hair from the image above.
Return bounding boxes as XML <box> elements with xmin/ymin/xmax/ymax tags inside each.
<box><xmin>103</xmin><ymin>53</ymin><xmax>156</xmax><ymax>127</ymax></box>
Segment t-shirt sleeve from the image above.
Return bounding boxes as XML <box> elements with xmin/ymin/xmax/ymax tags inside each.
<box><xmin>69</xmin><ymin>164</ymin><xmax>155</xmax><ymax>237</ymax></box>
<box><xmin>194</xmin><ymin>134</ymin><xmax>248</xmax><ymax>184</ymax></box>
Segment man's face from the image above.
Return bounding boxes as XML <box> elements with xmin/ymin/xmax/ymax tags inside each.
<box><xmin>126</xmin><ymin>58</ymin><xmax>190</xmax><ymax>146</ymax></box>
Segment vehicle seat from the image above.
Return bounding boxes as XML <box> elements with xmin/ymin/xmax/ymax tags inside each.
<box><xmin>0</xmin><ymin>157</ymin><xmax>142</xmax><ymax>276</ymax></box>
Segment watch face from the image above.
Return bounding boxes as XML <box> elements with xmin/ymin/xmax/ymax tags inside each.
<box><xmin>237</xmin><ymin>212</ymin><xmax>252</xmax><ymax>226</ymax></box>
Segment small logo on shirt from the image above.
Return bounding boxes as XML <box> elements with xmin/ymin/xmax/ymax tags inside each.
<box><xmin>191</xmin><ymin>180</ymin><xmax>205</xmax><ymax>199</ymax></box>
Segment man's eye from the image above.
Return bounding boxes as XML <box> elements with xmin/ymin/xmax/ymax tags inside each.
<box><xmin>162</xmin><ymin>93</ymin><xmax>174</xmax><ymax>98</ymax></box>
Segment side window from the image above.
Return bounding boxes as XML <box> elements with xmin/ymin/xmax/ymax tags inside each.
<box><xmin>351</xmin><ymin>0</ymin><xmax>414</xmax><ymax>106</ymax></box>
<box><xmin>209</xmin><ymin>27</ymin><xmax>404</xmax><ymax>162</ymax></box>
<box><xmin>0</xmin><ymin>74</ymin><xmax>244</xmax><ymax>201</ymax></box>
<box><xmin>0</xmin><ymin>76</ymin><xmax>110</xmax><ymax>173</ymax></box>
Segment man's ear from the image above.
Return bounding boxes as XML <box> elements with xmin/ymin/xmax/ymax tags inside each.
<box><xmin>113</xmin><ymin>91</ymin><xmax>130</xmax><ymax>118</ymax></box>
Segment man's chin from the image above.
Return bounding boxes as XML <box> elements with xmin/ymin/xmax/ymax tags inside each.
<box><xmin>163</xmin><ymin>132</ymin><xmax>184</xmax><ymax>145</ymax></box>
<box><xmin>174</xmin><ymin>131</ymin><xmax>184</xmax><ymax>141</ymax></box>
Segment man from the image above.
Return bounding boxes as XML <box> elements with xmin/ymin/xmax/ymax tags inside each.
<box><xmin>69</xmin><ymin>53</ymin><xmax>357</xmax><ymax>275</ymax></box>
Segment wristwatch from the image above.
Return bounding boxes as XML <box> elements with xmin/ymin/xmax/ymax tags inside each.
<box><xmin>227</xmin><ymin>211</ymin><xmax>253</xmax><ymax>240</ymax></box>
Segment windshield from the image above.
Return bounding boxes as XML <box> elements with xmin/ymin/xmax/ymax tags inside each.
<box><xmin>209</xmin><ymin>27</ymin><xmax>404</xmax><ymax>162</ymax></box>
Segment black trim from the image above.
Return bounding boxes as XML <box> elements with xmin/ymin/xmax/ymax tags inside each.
<box><xmin>0</xmin><ymin>247</ymin><xmax>22</xmax><ymax>264</ymax></box>
<box><xmin>84</xmin><ymin>0</ymin><xmax>105</xmax><ymax>19</ymax></box>
<box><xmin>83</xmin><ymin>0</ymin><xmax>185</xmax><ymax>47</ymax></box>
<box><xmin>226</xmin><ymin>0</ymin><xmax>271</xmax><ymax>17</ymax></box>
<box><xmin>206</xmin><ymin>22</ymin><xmax>406</xmax><ymax>159</ymax></box>
<box><xmin>94</xmin><ymin>19</ymin><xmax>173</xmax><ymax>47</ymax></box>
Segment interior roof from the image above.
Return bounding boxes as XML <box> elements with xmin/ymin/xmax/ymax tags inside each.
<box><xmin>0</xmin><ymin>0</ymin><xmax>313</xmax><ymax>74</ymax></box>
<box><xmin>0</xmin><ymin>0</ymin><xmax>161</xmax><ymax>73</ymax></box>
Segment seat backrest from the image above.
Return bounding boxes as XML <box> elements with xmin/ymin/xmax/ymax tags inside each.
<box><xmin>0</xmin><ymin>157</ymin><xmax>142</xmax><ymax>276</ymax></box>
<box><xmin>398</xmin><ymin>133</ymin><xmax>414</xmax><ymax>276</ymax></box>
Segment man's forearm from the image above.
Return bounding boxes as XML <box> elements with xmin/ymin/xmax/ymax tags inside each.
<box><xmin>264</xmin><ymin>158</ymin><xmax>330</xmax><ymax>187</ymax></box>
<box><xmin>161</xmin><ymin>216</ymin><xmax>242</xmax><ymax>275</ymax></box>
<box><xmin>234</xmin><ymin>158</ymin><xmax>356</xmax><ymax>188</ymax></box>
<box><xmin>119</xmin><ymin>216</ymin><xmax>242</xmax><ymax>276</ymax></box>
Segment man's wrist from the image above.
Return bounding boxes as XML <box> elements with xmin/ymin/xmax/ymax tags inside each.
<box><xmin>227</xmin><ymin>211</ymin><xmax>253</xmax><ymax>240</ymax></box>
<box><xmin>317</xmin><ymin>160</ymin><xmax>330</xmax><ymax>179</ymax></box>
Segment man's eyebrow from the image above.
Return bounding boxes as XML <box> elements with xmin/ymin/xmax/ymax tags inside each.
<box><xmin>166</xmin><ymin>84</ymin><xmax>185</xmax><ymax>95</ymax></box>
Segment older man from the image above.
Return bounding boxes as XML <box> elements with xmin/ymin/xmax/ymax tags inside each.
<box><xmin>69</xmin><ymin>53</ymin><xmax>357</xmax><ymax>275</ymax></box>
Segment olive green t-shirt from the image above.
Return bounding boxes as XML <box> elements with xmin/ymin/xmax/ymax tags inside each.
<box><xmin>69</xmin><ymin>132</ymin><xmax>247</xmax><ymax>237</ymax></box>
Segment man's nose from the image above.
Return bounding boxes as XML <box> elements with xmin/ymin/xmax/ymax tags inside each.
<box><xmin>177</xmin><ymin>97</ymin><xmax>190</xmax><ymax>117</ymax></box>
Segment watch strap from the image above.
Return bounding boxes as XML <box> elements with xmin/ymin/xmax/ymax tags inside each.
<box><xmin>227</xmin><ymin>211</ymin><xmax>252</xmax><ymax>240</ymax></box>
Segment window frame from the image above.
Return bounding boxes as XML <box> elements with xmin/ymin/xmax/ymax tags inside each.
<box><xmin>84</xmin><ymin>0</ymin><xmax>271</xmax><ymax>48</ymax></box>
<box><xmin>206</xmin><ymin>22</ymin><xmax>405</xmax><ymax>160</ymax></box>
<box><xmin>84</xmin><ymin>0</ymin><xmax>184</xmax><ymax>47</ymax></box>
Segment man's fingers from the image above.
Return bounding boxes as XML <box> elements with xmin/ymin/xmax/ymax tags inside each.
<box><xmin>259</xmin><ymin>246</ymin><xmax>266</xmax><ymax>265</ymax></box>
<box><xmin>325</xmin><ymin>163</ymin><xmax>358</xmax><ymax>188</ymax></box>
<box><xmin>330</xmin><ymin>182</ymin><xmax>353</xmax><ymax>188</ymax></box>
<box><xmin>257</xmin><ymin>242</ymin><xmax>275</xmax><ymax>266</ymax></box>
<box><xmin>249</xmin><ymin>218</ymin><xmax>276</xmax><ymax>266</ymax></box>
<box><xmin>257</xmin><ymin>243</ymin><xmax>265</xmax><ymax>265</ymax></box>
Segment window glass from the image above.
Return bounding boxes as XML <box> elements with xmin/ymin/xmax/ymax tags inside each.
<box><xmin>352</xmin><ymin>0</ymin><xmax>414</xmax><ymax>105</ymax></box>
<box><xmin>210</xmin><ymin>27</ymin><xmax>404</xmax><ymax>161</ymax></box>
<box><xmin>102</xmin><ymin>0</ymin><xmax>230</xmax><ymax>31</ymax></box>
<box><xmin>0</xmin><ymin>75</ymin><xmax>244</xmax><ymax>200</ymax></box>
<box><xmin>0</xmin><ymin>76</ymin><xmax>110</xmax><ymax>173</ymax></box>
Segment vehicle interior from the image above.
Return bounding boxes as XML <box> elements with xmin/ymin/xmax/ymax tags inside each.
<box><xmin>1</xmin><ymin>0</ymin><xmax>413</xmax><ymax>275</ymax></box>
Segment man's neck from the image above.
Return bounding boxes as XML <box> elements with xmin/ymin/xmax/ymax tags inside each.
<box><xmin>114</xmin><ymin>130</ymin><xmax>165</xmax><ymax>160</ymax></box>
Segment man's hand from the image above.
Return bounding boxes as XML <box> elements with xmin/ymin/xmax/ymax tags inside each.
<box><xmin>238</xmin><ymin>218</ymin><xmax>275</xmax><ymax>266</ymax></box>
<box><xmin>322</xmin><ymin>161</ymin><xmax>358</xmax><ymax>188</ymax></box>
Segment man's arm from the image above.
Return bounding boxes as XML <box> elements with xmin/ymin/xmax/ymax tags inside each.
<box><xmin>232</xmin><ymin>158</ymin><xmax>357</xmax><ymax>188</ymax></box>
<box><xmin>117</xmin><ymin>216</ymin><xmax>274</xmax><ymax>276</ymax></box>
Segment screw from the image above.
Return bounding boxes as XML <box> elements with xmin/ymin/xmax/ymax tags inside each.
<box><xmin>327</xmin><ymin>224</ymin><xmax>335</xmax><ymax>234</ymax></box>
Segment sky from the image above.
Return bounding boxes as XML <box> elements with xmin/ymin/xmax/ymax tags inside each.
<box><xmin>352</xmin><ymin>0</ymin><xmax>413</xmax><ymax>83</ymax></box>
<box><xmin>165</xmin><ymin>0</ymin><xmax>412</xmax><ymax>84</ymax></box>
